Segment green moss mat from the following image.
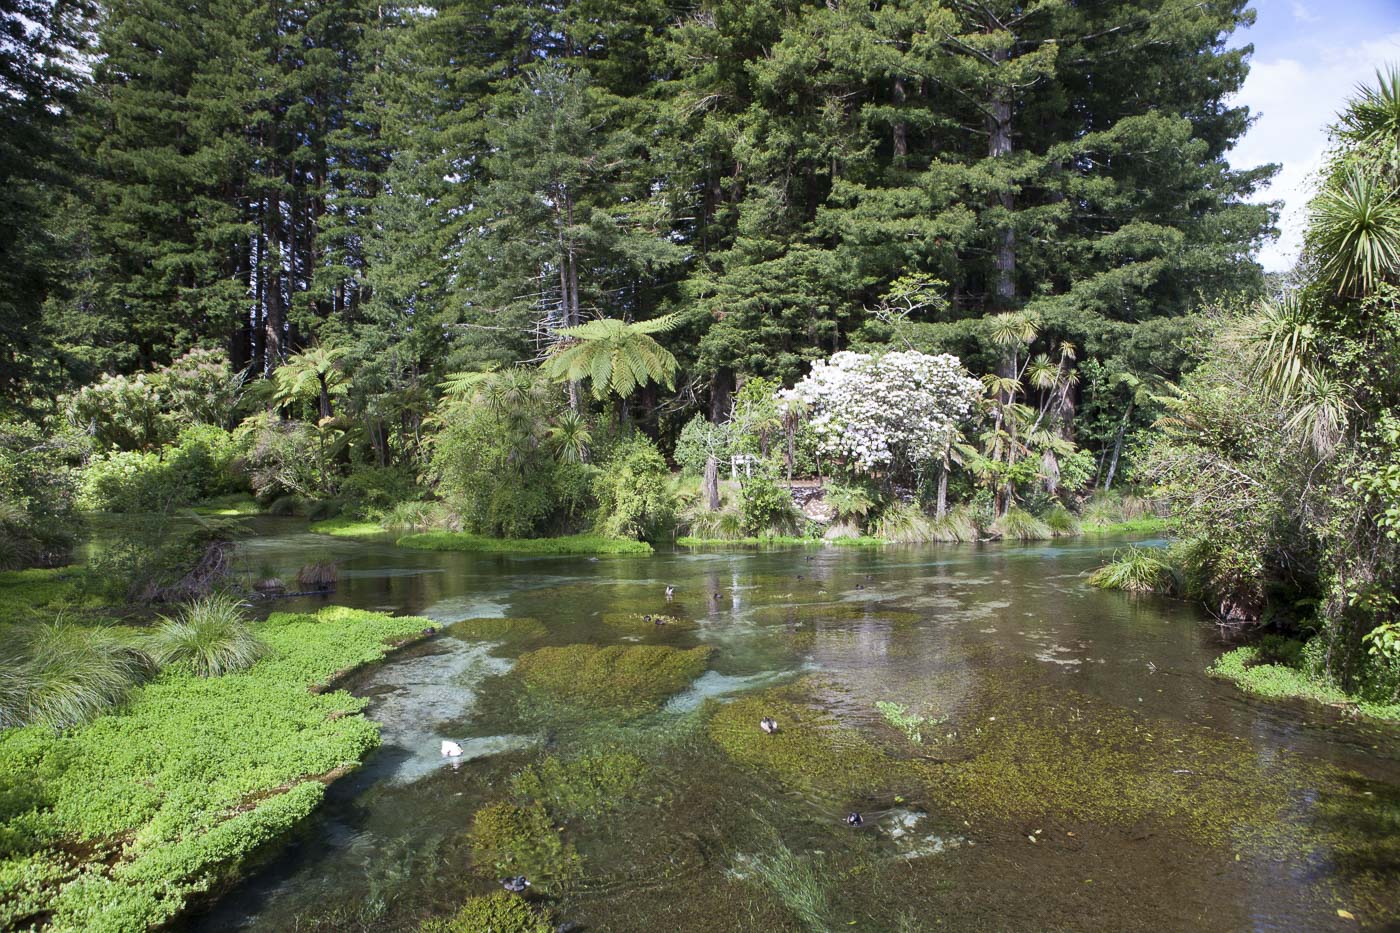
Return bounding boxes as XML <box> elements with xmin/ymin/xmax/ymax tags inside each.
<box><xmin>307</xmin><ymin>516</ymin><xmax>389</xmax><ymax>538</ymax></box>
<box><xmin>188</xmin><ymin>495</ymin><xmax>261</xmax><ymax>517</ymax></box>
<box><xmin>514</xmin><ymin>644</ymin><xmax>711</xmax><ymax>715</ymax></box>
<box><xmin>510</xmin><ymin>748</ymin><xmax>649</xmax><ymax>818</ymax></box>
<box><xmin>1209</xmin><ymin>647</ymin><xmax>1400</xmax><ymax>722</ymax></box>
<box><xmin>0</xmin><ymin>606</ymin><xmax>430</xmax><ymax>932</ymax></box>
<box><xmin>398</xmin><ymin>532</ymin><xmax>652</xmax><ymax>555</ymax></box>
<box><xmin>451</xmin><ymin>617</ymin><xmax>550</xmax><ymax>642</ymax></box>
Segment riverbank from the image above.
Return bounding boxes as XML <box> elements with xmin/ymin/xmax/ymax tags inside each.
<box><xmin>0</xmin><ymin>605</ymin><xmax>433</xmax><ymax>932</ymax></box>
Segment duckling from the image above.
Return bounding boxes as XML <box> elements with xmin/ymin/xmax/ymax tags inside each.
<box><xmin>856</xmin><ymin>584</ymin><xmax>865</xmax><ymax>590</ymax></box>
<box><xmin>796</xmin><ymin>575</ymin><xmax>804</xmax><ymax>581</ymax></box>
<box><xmin>643</xmin><ymin>614</ymin><xmax>653</xmax><ymax>622</ymax></box>
<box><xmin>440</xmin><ymin>740</ymin><xmax>463</xmax><ymax>758</ymax></box>
<box><xmin>654</xmin><ymin>615</ymin><xmax>668</xmax><ymax>626</ymax></box>
<box><xmin>760</xmin><ymin>717</ymin><xmax>779</xmax><ymax>734</ymax></box>
<box><xmin>846</xmin><ymin>812</ymin><xmax>863</xmax><ymax>827</ymax></box>
<box><xmin>712</xmin><ymin>591</ymin><xmax>721</xmax><ymax>600</ymax></box>
<box><xmin>501</xmin><ymin>875</ymin><xmax>531</xmax><ymax>893</ymax></box>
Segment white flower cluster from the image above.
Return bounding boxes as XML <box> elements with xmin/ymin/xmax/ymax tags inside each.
<box><xmin>779</xmin><ymin>350</ymin><xmax>981</xmax><ymax>475</ymax></box>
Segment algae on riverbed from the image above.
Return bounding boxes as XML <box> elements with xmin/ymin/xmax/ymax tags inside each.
<box><xmin>514</xmin><ymin>644</ymin><xmax>712</xmax><ymax>716</ymax></box>
<box><xmin>510</xmin><ymin>748</ymin><xmax>648</xmax><ymax>817</ymax></box>
<box><xmin>468</xmin><ymin>800</ymin><xmax>581</xmax><ymax>890</ymax></box>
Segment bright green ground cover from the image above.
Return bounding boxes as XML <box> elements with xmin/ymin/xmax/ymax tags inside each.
<box><xmin>1209</xmin><ymin>646</ymin><xmax>1400</xmax><ymax>722</ymax></box>
<box><xmin>0</xmin><ymin>606</ymin><xmax>429</xmax><ymax>932</ymax></box>
<box><xmin>307</xmin><ymin>516</ymin><xmax>389</xmax><ymax>538</ymax></box>
<box><xmin>0</xmin><ymin>569</ymin><xmax>98</xmax><ymax>624</ymax></box>
<box><xmin>397</xmin><ymin>532</ymin><xmax>652</xmax><ymax>555</ymax></box>
<box><xmin>1081</xmin><ymin>517</ymin><xmax>1168</xmax><ymax>535</ymax></box>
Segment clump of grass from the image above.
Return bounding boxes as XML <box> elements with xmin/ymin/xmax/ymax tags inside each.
<box><xmin>928</xmin><ymin>504</ymin><xmax>979</xmax><ymax>542</ymax></box>
<box><xmin>682</xmin><ymin>503</ymin><xmax>747</xmax><ymax>541</ymax></box>
<box><xmin>296</xmin><ymin>560</ymin><xmax>339</xmax><ymax>590</ymax></box>
<box><xmin>1087</xmin><ymin>547</ymin><xmax>1177</xmax><ymax>593</ymax></box>
<box><xmin>514</xmin><ymin>644</ymin><xmax>712</xmax><ymax>715</ymax></box>
<box><xmin>873</xmin><ymin>502</ymin><xmax>937</xmax><ymax>543</ymax></box>
<box><xmin>150</xmin><ymin>594</ymin><xmax>268</xmax><ymax>677</ymax></box>
<box><xmin>1042</xmin><ymin>504</ymin><xmax>1081</xmax><ymax>537</ymax></box>
<box><xmin>0</xmin><ymin>620</ymin><xmax>153</xmax><ymax>731</ymax></box>
<box><xmin>991</xmin><ymin>507</ymin><xmax>1053</xmax><ymax>541</ymax></box>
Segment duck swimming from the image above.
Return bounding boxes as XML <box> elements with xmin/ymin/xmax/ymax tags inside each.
<box><xmin>760</xmin><ymin>717</ymin><xmax>779</xmax><ymax>734</ymax></box>
<box><xmin>501</xmin><ymin>875</ymin><xmax>530</xmax><ymax>893</ymax></box>
<box><xmin>846</xmin><ymin>812</ymin><xmax>863</xmax><ymax>826</ymax></box>
<box><xmin>440</xmin><ymin>740</ymin><xmax>463</xmax><ymax>758</ymax></box>
<box><xmin>665</xmin><ymin>585</ymin><xmax>675</xmax><ymax>598</ymax></box>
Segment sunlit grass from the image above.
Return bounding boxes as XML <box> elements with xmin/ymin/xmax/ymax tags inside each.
<box><xmin>0</xmin><ymin>620</ymin><xmax>153</xmax><ymax>730</ymax></box>
<box><xmin>1087</xmin><ymin>546</ymin><xmax>1177</xmax><ymax>593</ymax></box>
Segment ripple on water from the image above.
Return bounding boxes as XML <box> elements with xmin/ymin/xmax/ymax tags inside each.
<box><xmin>359</xmin><ymin>639</ymin><xmax>518</xmax><ymax>785</ymax></box>
<box><xmin>663</xmin><ymin>667</ymin><xmax>809</xmax><ymax>713</ymax></box>
<box><xmin>419</xmin><ymin>594</ymin><xmax>510</xmax><ymax>621</ymax></box>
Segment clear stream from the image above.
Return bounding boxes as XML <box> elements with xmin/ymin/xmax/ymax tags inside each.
<box><xmin>184</xmin><ymin>519</ymin><xmax>1400</xmax><ymax>932</ymax></box>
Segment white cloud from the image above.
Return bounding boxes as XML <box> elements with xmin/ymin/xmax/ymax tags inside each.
<box><xmin>1290</xmin><ymin>3</ymin><xmax>1319</xmax><ymax>24</ymax></box>
<box><xmin>1231</xmin><ymin>32</ymin><xmax>1400</xmax><ymax>272</ymax></box>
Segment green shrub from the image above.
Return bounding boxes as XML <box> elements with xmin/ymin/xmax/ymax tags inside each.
<box><xmin>150</xmin><ymin>595</ymin><xmax>267</xmax><ymax>677</ymax></box>
<box><xmin>338</xmin><ymin>464</ymin><xmax>421</xmax><ymax>519</ymax></box>
<box><xmin>0</xmin><ymin>420</ymin><xmax>84</xmax><ymax>568</ymax></box>
<box><xmin>593</xmin><ymin>437</ymin><xmax>675</xmax><ymax>540</ymax></box>
<box><xmin>739</xmin><ymin>469</ymin><xmax>799</xmax><ymax>537</ymax></box>
<box><xmin>1087</xmin><ymin>546</ymin><xmax>1177</xmax><ymax>593</ymax></box>
<box><xmin>1042</xmin><ymin>503</ymin><xmax>1081</xmax><ymax>536</ymax></box>
<box><xmin>0</xmin><ymin>621</ymin><xmax>153</xmax><ymax>731</ymax></box>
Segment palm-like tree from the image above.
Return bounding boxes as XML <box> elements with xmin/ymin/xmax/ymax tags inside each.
<box><xmin>273</xmin><ymin>343</ymin><xmax>349</xmax><ymax>420</ymax></box>
<box><xmin>1339</xmin><ymin>65</ymin><xmax>1400</xmax><ymax>171</ymax></box>
<box><xmin>544</xmin><ymin>313</ymin><xmax>683</xmax><ymax>412</ymax></box>
<box><xmin>1309</xmin><ymin>164</ymin><xmax>1400</xmax><ymax>297</ymax></box>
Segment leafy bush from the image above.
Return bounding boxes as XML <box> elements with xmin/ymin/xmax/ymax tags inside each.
<box><xmin>739</xmin><ymin>468</ymin><xmax>799</xmax><ymax>537</ymax></box>
<box><xmin>79</xmin><ymin>425</ymin><xmax>243</xmax><ymax>513</ymax></box>
<box><xmin>0</xmin><ymin>420</ymin><xmax>84</xmax><ymax>568</ymax></box>
<box><xmin>150</xmin><ymin>595</ymin><xmax>267</xmax><ymax>677</ymax></box>
<box><xmin>338</xmin><ymin>464</ymin><xmax>421</xmax><ymax>519</ymax></box>
<box><xmin>0</xmin><ymin>621</ymin><xmax>153</xmax><ymax>731</ymax></box>
<box><xmin>593</xmin><ymin>437</ymin><xmax>675</xmax><ymax>540</ymax></box>
<box><xmin>674</xmin><ymin>413</ymin><xmax>731</xmax><ymax>477</ymax></box>
<box><xmin>234</xmin><ymin>412</ymin><xmax>336</xmax><ymax>502</ymax></box>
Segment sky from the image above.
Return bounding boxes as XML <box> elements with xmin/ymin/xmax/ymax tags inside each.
<box><xmin>1230</xmin><ymin>0</ymin><xmax>1400</xmax><ymax>271</ymax></box>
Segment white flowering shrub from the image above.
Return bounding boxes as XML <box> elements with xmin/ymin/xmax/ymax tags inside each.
<box><xmin>779</xmin><ymin>350</ymin><xmax>981</xmax><ymax>478</ymax></box>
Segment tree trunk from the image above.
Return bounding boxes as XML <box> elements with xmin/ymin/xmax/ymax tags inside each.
<box><xmin>988</xmin><ymin>48</ymin><xmax>1015</xmax><ymax>310</ymax></box>
<box><xmin>936</xmin><ymin>451</ymin><xmax>949</xmax><ymax>519</ymax></box>
<box><xmin>704</xmin><ymin>456</ymin><xmax>720</xmax><ymax>511</ymax></box>
<box><xmin>892</xmin><ymin>77</ymin><xmax>908</xmax><ymax>158</ymax></box>
<box><xmin>1104</xmin><ymin>401</ymin><xmax>1133</xmax><ymax>491</ymax></box>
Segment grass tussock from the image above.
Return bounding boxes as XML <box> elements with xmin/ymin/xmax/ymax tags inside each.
<box><xmin>150</xmin><ymin>594</ymin><xmax>267</xmax><ymax>677</ymax></box>
<box><xmin>991</xmin><ymin>507</ymin><xmax>1053</xmax><ymax>541</ymax></box>
<box><xmin>872</xmin><ymin>502</ymin><xmax>938</xmax><ymax>543</ymax></box>
<box><xmin>0</xmin><ymin>620</ymin><xmax>153</xmax><ymax>731</ymax></box>
<box><xmin>295</xmin><ymin>561</ymin><xmax>339</xmax><ymax>590</ymax></box>
<box><xmin>1087</xmin><ymin>547</ymin><xmax>1178</xmax><ymax>593</ymax></box>
<box><xmin>928</xmin><ymin>504</ymin><xmax>980</xmax><ymax>542</ymax></box>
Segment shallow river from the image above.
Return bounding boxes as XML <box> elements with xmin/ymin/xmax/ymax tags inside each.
<box><xmin>186</xmin><ymin>519</ymin><xmax>1400</xmax><ymax>932</ymax></box>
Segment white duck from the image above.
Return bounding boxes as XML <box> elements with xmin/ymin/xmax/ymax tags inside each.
<box><xmin>441</xmin><ymin>740</ymin><xmax>464</xmax><ymax>758</ymax></box>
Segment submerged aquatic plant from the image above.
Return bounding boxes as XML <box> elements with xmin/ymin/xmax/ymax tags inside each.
<box><xmin>515</xmin><ymin>644</ymin><xmax>712</xmax><ymax>715</ymax></box>
<box><xmin>1087</xmin><ymin>547</ymin><xmax>1178</xmax><ymax>594</ymax></box>
<box><xmin>419</xmin><ymin>892</ymin><xmax>553</xmax><ymax>933</ymax></box>
<box><xmin>150</xmin><ymin>593</ymin><xmax>268</xmax><ymax>677</ymax></box>
<box><xmin>0</xmin><ymin>619</ymin><xmax>153</xmax><ymax>730</ymax></box>
<box><xmin>733</xmin><ymin>833</ymin><xmax>831</xmax><ymax>931</ymax></box>
<box><xmin>469</xmin><ymin>800</ymin><xmax>581</xmax><ymax>889</ymax></box>
<box><xmin>510</xmin><ymin>748</ymin><xmax>647</xmax><ymax>817</ymax></box>
<box><xmin>876</xmin><ymin>700</ymin><xmax>928</xmax><ymax>744</ymax></box>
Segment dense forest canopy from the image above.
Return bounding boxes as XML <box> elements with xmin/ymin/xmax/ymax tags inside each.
<box><xmin>4</xmin><ymin>0</ymin><xmax>1275</xmax><ymax>431</ymax></box>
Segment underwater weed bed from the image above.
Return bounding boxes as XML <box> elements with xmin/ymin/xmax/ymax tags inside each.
<box><xmin>0</xmin><ymin>606</ymin><xmax>430</xmax><ymax>931</ymax></box>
